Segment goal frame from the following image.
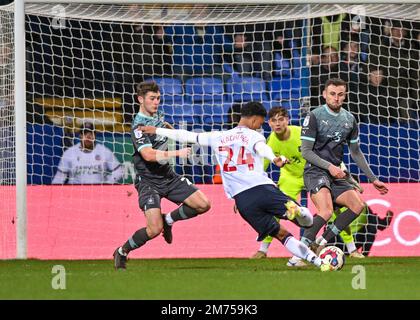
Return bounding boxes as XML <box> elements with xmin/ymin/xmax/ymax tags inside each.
<box><xmin>14</xmin><ymin>0</ymin><xmax>418</xmax><ymax>259</ymax></box>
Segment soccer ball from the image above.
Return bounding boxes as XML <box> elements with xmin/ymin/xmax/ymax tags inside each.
<box><xmin>319</xmin><ymin>246</ymin><xmax>345</xmax><ymax>271</ymax></box>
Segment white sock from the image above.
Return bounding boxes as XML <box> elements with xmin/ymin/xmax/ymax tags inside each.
<box><xmin>283</xmin><ymin>236</ymin><xmax>322</xmax><ymax>267</ymax></box>
<box><xmin>165</xmin><ymin>213</ymin><xmax>174</xmax><ymax>226</ymax></box>
<box><xmin>346</xmin><ymin>242</ymin><xmax>356</xmax><ymax>253</ymax></box>
<box><xmin>118</xmin><ymin>247</ymin><xmax>127</xmax><ymax>256</ymax></box>
<box><xmin>259</xmin><ymin>241</ymin><xmax>271</xmax><ymax>253</ymax></box>
<box><xmin>316</xmin><ymin>236</ymin><xmax>328</xmax><ymax>246</ymax></box>
<box><xmin>296</xmin><ymin>207</ymin><xmax>313</xmax><ymax>227</ymax></box>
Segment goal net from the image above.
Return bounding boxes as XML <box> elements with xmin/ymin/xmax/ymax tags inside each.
<box><xmin>1</xmin><ymin>2</ymin><xmax>419</xmax><ymax>259</ymax></box>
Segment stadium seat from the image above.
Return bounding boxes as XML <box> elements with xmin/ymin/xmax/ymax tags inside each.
<box><xmin>191</xmin><ymin>103</ymin><xmax>231</xmax><ymax>124</ymax></box>
<box><xmin>270</xmin><ymin>77</ymin><xmax>301</xmax><ymax>101</ymax></box>
<box><xmin>226</xmin><ymin>75</ymin><xmax>270</xmax><ymax>103</ymax></box>
<box><xmin>160</xmin><ymin>102</ymin><xmax>195</xmax><ymax>124</ymax></box>
<box><xmin>185</xmin><ymin>77</ymin><xmax>225</xmax><ymax>104</ymax></box>
<box><xmin>202</xmin><ymin>103</ymin><xmax>231</xmax><ymax>124</ymax></box>
<box><xmin>27</xmin><ymin>124</ymin><xmax>64</xmax><ymax>185</ymax></box>
<box><xmin>273</xmin><ymin>52</ymin><xmax>292</xmax><ymax>78</ymax></box>
<box><xmin>279</xmin><ymin>100</ymin><xmax>301</xmax><ymax>124</ymax></box>
<box><xmin>144</xmin><ymin>77</ymin><xmax>183</xmax><ymax>105</ymax></box>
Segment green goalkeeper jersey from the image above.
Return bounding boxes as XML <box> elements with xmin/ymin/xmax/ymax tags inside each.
<box><xmin>264</xmin><ymin>125</ymin><xmax>306</xmax><ymax>200</ymax></box>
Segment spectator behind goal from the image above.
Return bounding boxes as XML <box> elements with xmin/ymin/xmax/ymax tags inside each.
<box><xmin>52</xmin><ymin>122</ymin><xmax>124</xmax><ymax>184</ymax></box>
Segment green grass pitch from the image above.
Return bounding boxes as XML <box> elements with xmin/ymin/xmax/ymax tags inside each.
<box><xmin>1</xmin><ymin>257</ymin><xmax>419</xmax><ymax>299</ymax></box>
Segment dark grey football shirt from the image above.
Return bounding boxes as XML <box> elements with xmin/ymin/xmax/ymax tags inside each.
<box><xmin>301</xmin><ymin>104</ymin><xmax>359</xmax><ymax>167</ymax></box>
<box><xmin>131</xmin><ymin>111</ymin><xmax>176</xmax><ymax>184</ymax></box>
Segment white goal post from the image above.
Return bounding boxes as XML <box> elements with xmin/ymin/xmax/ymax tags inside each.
<box><xmin>4</xmin><ymin>0</ymin><xmax>420</xmax><ymax>259</ymax></box>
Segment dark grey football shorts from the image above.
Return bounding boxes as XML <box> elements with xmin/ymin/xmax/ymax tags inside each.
<box><xmin>136</xmin><ymin>175</ymin><xmax>198</xmax><ymax>212</ymax></box>
<box><xmin>303</xmin><ymin>165</ymin><xmax>354</xmax><ymax>202</ymax></box>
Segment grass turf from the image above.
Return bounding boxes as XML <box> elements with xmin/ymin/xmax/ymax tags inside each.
<box><xmin>0</xmin><ymin>257</ymin><xmax>419</xmax><ymax>299</ymax></box>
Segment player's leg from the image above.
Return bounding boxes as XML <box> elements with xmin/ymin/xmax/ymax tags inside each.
<box><xmin>114</xmin><ymin>208</ymin><xmax>163</xmax><ymax>268</ymax></box>
<box><xmin>317</xmin><ymin>188</ymin><xmax>365</xmax><ymax>246</ymax></box>
<box><xmin>300</xmin><ymin>168</ymin><xmax>334</xmax><ymax>248</ymax></box>
<box><xmin>273</xmin><ymin>224</ymin><xmax>334</xmax><ymax>270</ymax></box>
<box><xmin>122</xmin><ymin>208</ymin><xmax>163</xmax><ymax>252</ymax></box>
<box><xmin>300</xmin><ymin>188</ymin><xmax>334</xmax><ymax>249</ymax></box>
<box><xmin>251</xmin><ymin>235</ymin><xmax>273</xmax><ymax>259</ymax></box>
<box><xmin>233</xmin><ymin>185</ymin><xmax>332</xmax><ymax>271</ymax></box>
<box><xmin>113</xmin><ymin>184</ymin><xmax>163</xmax><ymax>269</ymax></box>
<box><xmin>164</xmin><ymin>176</ymin><xmax>211</xmax><ymax>242</ymax></box>
<box><xmin>252</xmin><ymin>185</ymin><xmax>304</xmax><ymax>259</ymax></box>
<box><xmin>286</xmin><ymin>190</ymin><xmax>309</xmax><ymax>267</ymax></box>
<box><xmin>252</xmin><ymin>202</ymin><xmax>310</xmax><ymax>259</ymax></box>
<box><xmin>340</xmin><ymin>226</ymin><xmax>364</xmax><ymax>258</ymax></box>
<box><xmin>332</xmin><ymin>207</ymin><xmax>364</xmax><ymax>258</ymax></box>
<box><xmin>167</xmin><ymin>189</ymin><xmax>210</xmax><ymax>224</ymax></box>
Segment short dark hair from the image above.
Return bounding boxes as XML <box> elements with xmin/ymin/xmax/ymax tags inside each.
<box><xmin>80</xmin><ymin>121</ymin><xmax>95</xmax><ymax>135</ymax></box>
<box><xmin>324</xmin><ymin>78</ymin><xmax>347</xmax><ymax>91</ymax></box>
<box><xmin>268</xmin><ymin>106</ymin><xmax>289</xmax><ymax>119</ymax></box>
<box><xmin>136</xmin><ymin>81</ymin><xmax>160</xmax><ymax>97</ymax></box>
<box><xmin>241</xmin><ymin>101</ymin><xmax>267</xmax><ymax>118</ymax></box>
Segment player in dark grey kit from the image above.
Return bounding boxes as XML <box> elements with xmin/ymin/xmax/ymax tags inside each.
<box><xmin>299</xmin><ymin>78</ymin><xmax>388</xmax><ymax>251</ymax></box>
<box><xmin>113</xmin><ymin>81</ymin><xmax>211</xmax><ymax>270</ymax></box>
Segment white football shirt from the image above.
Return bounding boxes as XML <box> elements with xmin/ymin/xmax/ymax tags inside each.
<box><xmin>200</xmin><ymin>126</ymin><xmax>275</xmax><ymax>198</ymax></box>
<box><xmin>52</xmin><ymin>143</ymin><xmax>123</xmax><ymax>184</ymax></box>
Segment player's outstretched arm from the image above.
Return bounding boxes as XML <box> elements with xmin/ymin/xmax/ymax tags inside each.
<box><xmin>348</xmin><ymin>142</ymin><xmax>388</xmax><ymax>195</ymax></box>
<box><xmin>140</xmin><ymin>126</ymin><xmax>199</xmax><ymax>144</ymax></box>
<box><xmin>140</xmin><ymin>146</ymin><xmax>191</xmax><ymax>162</ymax></box>
<box><xmin>301</xmin><ymin>139</ymin><xmax>346</xmax><ymax>178</ymax></box>
<box><xmin>140</xmin><ymin>126</ymin><xmax>218</xmax><ymax>146</ymax></box>
<box><xmin>254</xmin><ymin>141</ymin><xmax>288</xmax><ymax>168</ymax></box>
<box><xmin>372</xmin><ymin>180</ymin><xmax>388</xmax><ymax>195</ymax></box>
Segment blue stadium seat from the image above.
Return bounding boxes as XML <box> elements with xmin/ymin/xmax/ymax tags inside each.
<box><xmin>191</xmin><ymin>103</ymin><xmax>231</xmax><ymax>124</ymax></box>
<box><xmin>160</xmin><ymin>102</ymin><xmax>196</xmax><ymax>124</ymax></box>
<box><xmin>27</xmin><ymin>124</ymin><xmax>64</xmax><ymax>185</ymax></box>
<box><xmin>203</xmin><ymin>103</ymin><xmax>231</xmax><ymax>124</ymax></box>
<box><xmin>278</xmin><ymin>100</ymin><xmax>301</xmax><ymax>124</ymax></box>
<box><xmin>226</xmin><ymin>75</ymin><xmax>270</xmax><ymax>103</ymax></box>
<box><xmin>270</xmin><ymin>77</ymin><xmax>301</xmax><ymax>101</ymax></box>
<box><xmin>273</xmin><ymin>52</ymin><xmax>292</xmax><ymax>78</ymax></box>
<box><xmin>144</xmin><ymin>77</ymin><xmax>183</xmax><ymax>104</ymax></box>
<box><xmin>185</xmin><ymin>77</ymin><xmax>225</xmax><ymax>104</ymax></box>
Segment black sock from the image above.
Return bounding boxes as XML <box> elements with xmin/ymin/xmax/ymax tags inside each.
<box><xmin>169</xmin><ymin>204</ymin><xmax>199</xmax><ymax>222</ymax></box>
<box><xmin>122</xmin><ymin>227</ymin><xmax>150</xmax><ymax>254</ymax></box>
<box><xmin>301</xmin><ymin>215</ymin><xmax>327</xmax><ymax>246</ymax></box>
<box><xmin>322</xmin><ymin>208</ymin><xmax>359</xmax><ymax>242</ymax></box>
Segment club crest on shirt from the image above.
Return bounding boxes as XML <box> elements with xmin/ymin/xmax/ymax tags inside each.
<box><xmin>95</xmin><ymin>154</ymin><xmax>101</xmax><ymax>161</ymax></box>
<box><xmin>134</xmin><ymin>127</ymin><xmax>143</xmax><ymax>139</ymax></box>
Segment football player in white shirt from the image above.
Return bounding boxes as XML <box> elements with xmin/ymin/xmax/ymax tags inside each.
<box><xmin>140</xmin><ymin>101</ymin><xmax>334</xmax><ymax>271</ymax></box>
<box><xmin>52</xmin><ymin>122</ymin><xmax>124</xmax><ymax>184</ymax></box>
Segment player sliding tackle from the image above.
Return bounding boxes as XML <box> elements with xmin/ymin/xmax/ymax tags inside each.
<box><xmin>140</xmin><ymin>101</ymin><xmax>334</xmax><ymax>271</ymax></box>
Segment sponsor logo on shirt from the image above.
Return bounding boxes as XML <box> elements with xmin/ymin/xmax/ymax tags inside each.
<box><xmin>327</xmin><ymin>131</ymin><xmax>342</xmax><ymax>142</ymax></box>
<box><xmin>134</xmin><ymin>128</ymin><xmax>143</xmax><ymax>139</ymax></box>
<box><xmin>303</xmin><ymin>115</ymin><xmax>310</xmax><ymax>127</ymax></box>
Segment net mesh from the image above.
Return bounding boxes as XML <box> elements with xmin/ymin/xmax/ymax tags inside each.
<box><xmin>1</xmin><ymin>2</ymin><xmax>419</xmax><ymax>259</ymax></box>
<box><xmin>0</xmin><ymin>3</ymin><xmax>15</xmax><ymax>259</ymax></box>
